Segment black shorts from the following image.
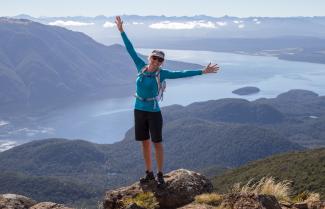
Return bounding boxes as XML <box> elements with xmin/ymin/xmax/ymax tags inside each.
<box><xmin>134</xmin><ymin>109</ymin><xmax>163</xmax><ymax>143</ymax></box>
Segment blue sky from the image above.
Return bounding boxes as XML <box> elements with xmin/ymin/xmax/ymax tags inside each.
<box><xmin>1</xmin><ymin>0</ymin><xmax>325</xmax><ymax>17</ymax></box>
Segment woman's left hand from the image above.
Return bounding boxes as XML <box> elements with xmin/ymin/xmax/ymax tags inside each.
<box><xmin>202</xmin><ymin>63</ymin><xmax>220</xmax><ymax>74</ymax></box>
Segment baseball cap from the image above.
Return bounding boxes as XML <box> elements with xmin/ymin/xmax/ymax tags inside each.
<box><xmin>150</xmin><ymin>50</ymin><xmax>165</xmax><ymax>59</ymax></box>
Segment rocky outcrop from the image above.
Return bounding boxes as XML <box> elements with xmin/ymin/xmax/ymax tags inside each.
<box><xmin>1</xmin><ymin>170</ymin><xmax>324</xmax><ymax>209</ymax></box>
<box><xmin>218</xmin><ymin>193</ymin><xmax>325</xmax><ymax>209</ymax></box>
<box><xmin>103</xmin><ymin>169</ymin><xmax>213</xmax><ymax>209</ymax></box>
<box><xmin>0</xmin><ymin>194</ymin><xmax>37</xmax><ymax>209</ymax></box>
<box><xmin>220</xmin><ymin>193</ymin><xmax>282</xmax><ymax>209</ymax></box>
<box><xmin>30</xmin><ymin>202</ymin><xmax>73</xmax><ymax>209</ymax></box>
<box><xmin>0</xmin><ymin>194</ymin><xmax>73</xmax><ymax>209</ymax></box>
<box><xmin>281</xmin><ymin>201</ymin><xmax>325</xmax><ymax>209</ymax></box>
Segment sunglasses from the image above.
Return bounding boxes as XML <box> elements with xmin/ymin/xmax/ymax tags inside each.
<box><xmin>151</xmin><ymin>56</ymin><xmax>164</xmax><ymax>63</ymax></box>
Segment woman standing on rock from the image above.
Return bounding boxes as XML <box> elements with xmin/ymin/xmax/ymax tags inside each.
<box><xmin>115</xmin><ymin>16</ymin><xmax>219</xmax><ymax>187</ymax></box>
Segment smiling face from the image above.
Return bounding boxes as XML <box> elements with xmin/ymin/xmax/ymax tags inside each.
<box><xmin>147</xmin><ymin>50</ymin><xmax>165</xmax><ymax>71</ymax></box>
<box><xmin>148</xmin><ymin>55</ymin><xmax>164</xmax><ymax>71</ymax></box>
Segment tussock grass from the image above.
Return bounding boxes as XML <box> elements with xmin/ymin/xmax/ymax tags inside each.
<box><xmin>305</xmin><ymin>192</ymin><xmax>320</xmax><ymax>202</ymax></box>
<box><xmin>195</xmin><ymin>193</ymin><xmax>223</xmax><ymax>206</ymax></box>
<box><xmin>215</xmin><ymin>206</ymin><xmax>232</xmax><ymax>209</ymax></box>
<box><xmin>292</xmin><ymin>191</ymin><xmax>321</xmax><ymax>203</ymax></box>
<box><xmin>231</xmin><ymin>177</ymin><xmax>291</xmax><ymax>201</ymax></box>
<box><xmin>122</xmin><ymin>192</ymin><xmax>159</xmax><ymax>209</ymax></box>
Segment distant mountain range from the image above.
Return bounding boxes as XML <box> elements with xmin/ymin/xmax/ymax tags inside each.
<box><xmin>0</xmin><ymin>17</ymin><xmax>201</xmax><ymax>115</ymax></box>
<box><xmin>7</xmin><ymin>15</ymin><xmax>325</xmax><ymax>64</ymax></box>
<box><xmin>10</xmin><ymin>14</ymin><xmax>325</xmax><ymax>40</ymax></box>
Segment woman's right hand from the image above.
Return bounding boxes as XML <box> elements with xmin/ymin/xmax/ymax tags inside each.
<box><xmin>115</xmin><ymin>16</ymin><xmax>124</xmax><ymax>32</ymax></box>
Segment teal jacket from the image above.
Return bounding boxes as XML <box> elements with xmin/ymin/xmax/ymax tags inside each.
<box><xmin>121</xmin><ymin>31</ymin><xmax>203</xmax><ymax>112</ymax></box>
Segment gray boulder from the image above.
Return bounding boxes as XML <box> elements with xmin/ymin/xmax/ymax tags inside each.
<box><xmin>0</xmin><ymin>194</ymin><xmax>74</xmax><ymax>209</ymax></box>
<box><xmin>103</xmin><ymin>169</ymin><xmax>213</xmax><ymax>209</ymax></box>
<box><xmin>30</xmin><ymin>202</ymin><xmax>74</xmax><ymax>209</ymax></box>
<box><xmin>0</xmin><ymin>194</ymin><xmax>37</xmax><ymax>209</ymax></box>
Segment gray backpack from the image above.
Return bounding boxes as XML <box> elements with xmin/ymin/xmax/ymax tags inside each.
<box><xmin>135</xmin><ymin>66</ymin><xmax>166</xmax><ymax>103</ymax></box>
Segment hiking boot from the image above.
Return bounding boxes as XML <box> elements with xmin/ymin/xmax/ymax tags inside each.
<box><xmin>156</xmin><ymin>171</ymin><xmax>166</xmax><ymax>188</ymax></box>
<box><xmin>139</xmin><ymin>170</ymin><xmax>155</xmax><ymax>184</ymax></box>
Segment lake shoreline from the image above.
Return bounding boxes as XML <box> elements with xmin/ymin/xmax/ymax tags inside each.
<box><xmin>139</xmin><ymin>47</ymin><xmax>325</xmax><ymax>65</ymax></box>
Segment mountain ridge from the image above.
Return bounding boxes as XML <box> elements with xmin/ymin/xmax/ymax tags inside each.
<box><xmin>0</xmin><ymin>17</ymin><xmax>202</xmax><ymax>115</ymax></box>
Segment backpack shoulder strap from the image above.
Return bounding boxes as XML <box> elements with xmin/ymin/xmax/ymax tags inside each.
<box><xmin>155</xmin><ymin>68</ymin><xmax>162</xmax><ymax>89</ymax></box>
<box><xmin>138</xmin><ymin>65</ymin><xmax>148</xmax><ymax>75</ymax></box>
<box><xmin>155</xmin><ymin>68</ymin><xmax>167</xmax><ymax>101</ymax></box>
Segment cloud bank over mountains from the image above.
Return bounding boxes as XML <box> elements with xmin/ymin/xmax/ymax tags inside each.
<box><xmin>8</xmin><ymin>14</ymin><xmax>325</xmax><ymax>53</ymax></box>
<box><xmin>149</xmin><ymin>20</ymin><xmax>218</xmax><ymax>29</ymax></box>
<box><xmin>49</xmin><ymin>20</ymin><xmax>95</xmax><ymax>26</ymax></box>
<box><xmin>47</xmin><ymin>18</ymin><xmax>262</xmax><ymax>30</ymax></box>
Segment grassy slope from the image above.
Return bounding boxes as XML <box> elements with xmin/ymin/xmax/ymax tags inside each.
<box><xmin>212</xmin><ymin>148</ymin><xmax>325</xmax><ymax>199</ymax></box>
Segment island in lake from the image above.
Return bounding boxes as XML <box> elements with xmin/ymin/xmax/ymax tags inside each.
<box><xmin>232</xmin><ymin>86</ymin><xmax>260</xmax><ymax>95</ymax></box>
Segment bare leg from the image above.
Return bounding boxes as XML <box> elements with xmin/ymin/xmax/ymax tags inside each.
<box><xmin>154</xmin><ymin>142</ymin><xmax>164</xmax><ymax>173</ymax></box>
<box><xmin>141</xmin><ymin>139</ymin><xmax>152</xmax><ymax>171</ymax></box>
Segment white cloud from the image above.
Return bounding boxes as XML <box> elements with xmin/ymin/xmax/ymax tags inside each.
<box><xmin>103</xmin><ymin>21</ymin><xmax>116</xmax><ymax>28</ymax></box>
<box><xmin>252</xmin><ymin>18</ymin><xmax>261</xmax><ymax>24</ymax></box>
<box><xmin>8</xmin><ymin>127</ymin><xmax>55</xmax><ymax>136</ymax></box>
<box><xmin>149</xmin><ymin>20</ymin><xmax>216</xmax><ymax>30</ymax></box>
<box><xmin>238</xmin><ymin>24</ymin><xmax>245</xmax><ymax>28</ymax></box>
<box><xmin>132</xmin><ymin>22</ymin><xmax>144</xmax><ymax>25</ymax></box>
<box><xmin>216</xmin><ymin>21</ymin><xmax>227</xmax><ymax>26</ymax></box>
<box><xmin>233</xmin><ymin>20</ymin><xmax>244</xmax><ymax>24</ymax></box>
<box><xmin>309</xmin><ymin>115</ymin><xmax>319</xmax><ymax>119</ymax></box>
<box><xmin>0</xmin><ymin>140</ymin><xmax>17</xmax><ymax>152</ymax></box>
<box><xmin>0</xmin><ymin>120</ymin><xmax>9</xmax><ymax>126</ymax></box>
<box><xmin>49</xmin><ymin>20</ymin><xmax>95</xmax><ymax>27</ymax></box>
<box><xmin>196</xmin><ymin>21</ymin><xmax>216</xmax><ymax>28</ymax></box>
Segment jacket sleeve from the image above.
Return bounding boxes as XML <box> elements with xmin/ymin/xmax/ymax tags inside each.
<box><xmin>161</xmin><ymin>69</ymin><xmax>203</xmax><ymax>80</ymax></box>
<box><xmin>121</xmin><ymin>32</ymin><xmax>146</xmax><ymax>71</ymax></box>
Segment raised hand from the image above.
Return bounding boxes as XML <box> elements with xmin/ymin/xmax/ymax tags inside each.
<box><xmin>202</xmin><ymin>62</ymin><xmax>220</xmax><ymax>74</ymax></box>
<box><xmin>115</xmin><ymin>16</ymin><xmax>124</xmax><ymax>32</ymax></box>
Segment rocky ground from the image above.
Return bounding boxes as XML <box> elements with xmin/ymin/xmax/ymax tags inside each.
<box><xmin>1</xmin><ymin>169</ymin><xmax>324</xmax><ymax>209</ymax></box>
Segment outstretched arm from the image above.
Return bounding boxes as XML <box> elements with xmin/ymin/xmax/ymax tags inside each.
<box><xmin>163</xmin><ymin>63</ymin><xmax>220</xmax><ymax>79</ymax></box>
<box><xmin>115</xmin><ymin>16</ymin><xmax>146</xmax><ymax>71</ymax></box>
<box><xmin>162</xmin><ymin>69</ymin><xmax>203</xmax><ymax>79</ymax></box>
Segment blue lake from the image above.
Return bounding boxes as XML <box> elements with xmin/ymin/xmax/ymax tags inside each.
<box><xmin>2</xmin><ymin>49</ymin><xmax>325</xmax><ymax>147</ymax></box>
